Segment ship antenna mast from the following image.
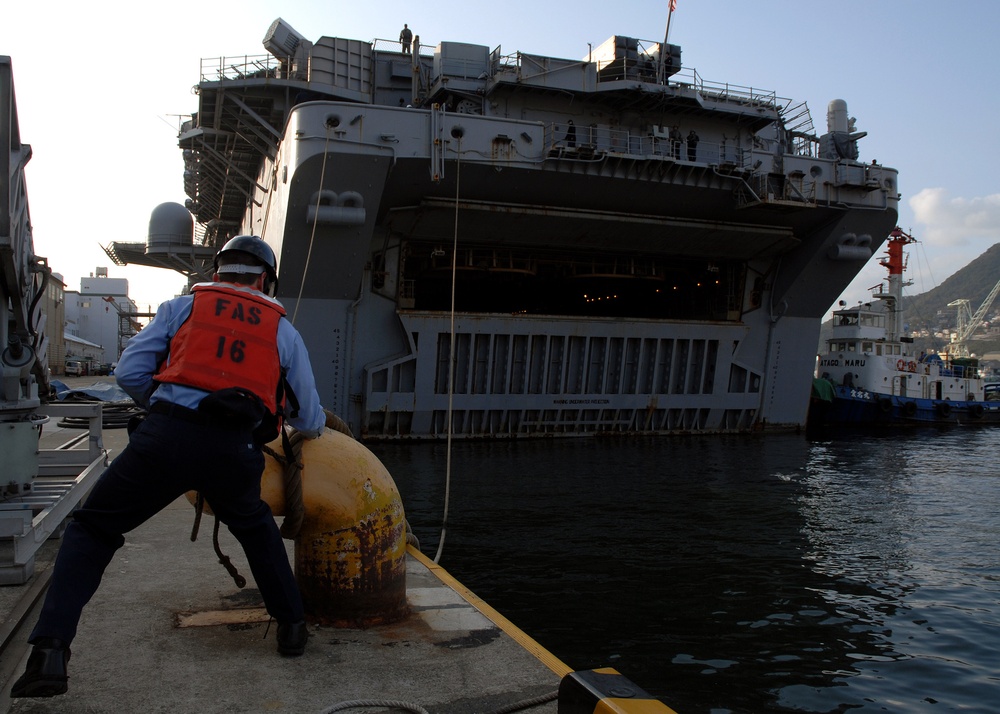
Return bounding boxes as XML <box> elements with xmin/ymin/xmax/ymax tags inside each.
<box><xmin>657</xmin><ymin>0</ymin><xmax>678</xmax><ymax>84</ymax></box>
<box><xmin>876</xmin><ymin>226</ymin><xmax>917</xmax><ymax>342</ymax></box>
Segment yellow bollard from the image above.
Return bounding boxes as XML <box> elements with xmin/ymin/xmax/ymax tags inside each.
<box><xmin>193</xmin><ymin>428</ymin><xmax>408</xmax><ymax>627</ymax></box>
<box><xmin>261</xmin><ymin>429</ymin><xmax>408</xmax><ymax>626</ymax></box>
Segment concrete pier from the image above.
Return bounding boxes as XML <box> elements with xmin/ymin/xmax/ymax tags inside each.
<box><xmin>1</xmin><ymin>381</ymin><xmax>563</xmax><ymax>713</ymax></box>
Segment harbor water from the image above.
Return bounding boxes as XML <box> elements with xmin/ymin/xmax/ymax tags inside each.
<box><xmin>372</xmin><ymin>428</ymin><xmax>1000</xmax><ymax>713</ymax></box>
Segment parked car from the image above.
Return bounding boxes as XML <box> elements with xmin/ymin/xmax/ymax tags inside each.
<box><xmin>65</xmin><ymin>359</ymin><xmax>84</xmax><ymax>377</ymax></box>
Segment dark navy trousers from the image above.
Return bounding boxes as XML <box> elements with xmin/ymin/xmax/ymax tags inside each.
<box><xmin>30</xmin><ymin>410</ymin><xmax>303</xmax><ymax>644</ymax></box>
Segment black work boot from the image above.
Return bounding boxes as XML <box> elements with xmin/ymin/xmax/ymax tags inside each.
<box><xmin>10</xmin><ymin>638</ymin><xmax>71</xmax><ymax>698</ymax></box>
<box><xmin>276</xmin><ymin>620</ymin><xmax>308</xmax><ymax>656</ymax></box>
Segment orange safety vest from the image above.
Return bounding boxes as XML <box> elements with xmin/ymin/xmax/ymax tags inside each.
<box><xmin>155</xmin><ymin>284</ymin><xmax>285</xmax><ymax>413</ymax></box>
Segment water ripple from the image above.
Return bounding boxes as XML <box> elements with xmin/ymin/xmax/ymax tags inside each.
<box><xmin>375</xmin><ymin>430</ymin><xmax>1000</xmax><ymax>713</ymax></box>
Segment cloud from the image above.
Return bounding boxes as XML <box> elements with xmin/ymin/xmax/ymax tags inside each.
<box><xmin>910</xmin><ymin>188</ymin><xmax>1000</xmax><ymax>247</ymax></box>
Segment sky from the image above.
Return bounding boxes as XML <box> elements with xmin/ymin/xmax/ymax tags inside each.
<box><xmin>4</xmin><ymin>0</ymin><xmax>999</xmax><ymax>311</ymax></box>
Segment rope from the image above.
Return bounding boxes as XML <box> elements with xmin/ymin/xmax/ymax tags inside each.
<box><xmin>279</xmin><ymin>428</ymin><xmax>307</xmax><ymax>539</ymax></box>
<box><xmin>212</xmin><ymin>515</ymin><xmax>247</xmax><ymax>588</ymax></box>
<box><xmin>259</xmin><ymin>411</ymin><xmax>355</xmax><ymax>541</ymax></box>
<box><xmin>319</xmin><ymin>701</ymin><xmax>429</xmax><ymax>714</ymax></box>
<box><xmin>292</xmin><ymin>129</ymin><xmax>333</xmax><ymax>325</ymax></box>
<box><xmin>262</xmin><ymin>428</ymin><xmax>307</xmax><ymax>540</ymax></box>
<box><xmin>55</xmin><ymin>401</ymin><xmax>146</xmax><ymax>429</ymax></box>
<box><xmin>324</xmin><ymin>408</ymin><xmax>354</xmax><ymax>437</ymax></box>
<box><xmin>191</xmin><ymin>491</ymin><xmax>247</xmax><ymax>590</ymax></box>
<box><xmin>405</xmin><ymin>520</ymin><xmax>420</xmax><ymax>550</ymax></box>
<box><xmin>190</xmin><ymin>492</ymin><xmax>205</xmax><ymax>542</ymax></box>
<box><xmin>188</xmin><ymin>492</ymin><xmax>246</xmax><ymax>588</ymax></box>
<box><xmin>433</xmin><ymin>137</ymin><xmax>460</xmax><ymax>565</ymax></box>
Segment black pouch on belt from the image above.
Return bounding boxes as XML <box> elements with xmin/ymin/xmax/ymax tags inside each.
<box><xmin>198</xmin><ymin>388</ymin><xmax>266</xmax><ymax>430</ymax></box>
<box><xmin>127</xmin><ymin>412</ymin><xmax>146</xmax><ymax>436</ymax></box>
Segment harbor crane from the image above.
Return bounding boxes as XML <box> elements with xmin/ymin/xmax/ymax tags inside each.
<box><xmin>947</xmin><ymin>278</ymin><xmax>1000</xmax><ymax>358</ymax></box>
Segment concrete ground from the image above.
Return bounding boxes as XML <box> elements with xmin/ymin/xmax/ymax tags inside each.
<box><xmin>1</xmin><ymin>379</ymin><xmax>564</xmax><ymax>713</ymax></box>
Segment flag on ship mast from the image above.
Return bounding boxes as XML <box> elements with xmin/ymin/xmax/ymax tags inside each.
<box><xmin>666</xmin><ymin>0</ymin><xmax>678</xmax><ymax>38</ymax></box>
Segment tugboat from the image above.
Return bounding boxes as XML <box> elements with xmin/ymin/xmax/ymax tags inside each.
<box><xmin>810</xmin><ymin>227</ymin><xmax>1000</xmax><ymax>425</ymax></box>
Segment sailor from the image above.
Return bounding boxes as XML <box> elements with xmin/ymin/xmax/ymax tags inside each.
<box><xmin>669</xmin><ymin>125</ymin><xmax>682</xmax><ymax>159</ymax></box>
<box><xmin>565</xmin><ymin>119</ymin><xmax>577</xmax><ymax>148</ymax></box>
<box><xmin>10</xmin><ymin>236</ymin><xmax>327</xmax><ymax>698</ymax></box>
<box><xmin>687</xmin><ymin>129</ymin><xmax>699</xmax><ymax>161</ymax></box>
<box><xmin>399</xmin><ymin>23</ymin><xmax>412</xmax><ymax>53</ymax></box>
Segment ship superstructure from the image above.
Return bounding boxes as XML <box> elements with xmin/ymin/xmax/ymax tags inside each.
<box><xmin>110</xmin><ymin>19</ymin><xmax>900</xmax><ymax>439</ymax></box>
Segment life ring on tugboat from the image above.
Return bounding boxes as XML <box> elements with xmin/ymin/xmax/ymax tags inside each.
<box><xmin>907</xmin><ymin>361</ymin><xmax>917</xmax><ymax>372</ymax></box>
<box><xmin>902</xmin><ymin>401</ymin><xmax>918</xmax><ymax>417</ymax></box>
<box><xmin>969</xmin><ymin>404</ymin><xmax>985</xmax><ymax>420</ymax></box>
<box><xmin>935</xmin><ymin>401</ymin><xmax>952</xmax><ymax>418</ymax></box>
<box><xmin>896</xmin><ymin>359</ymin><xmax>906</xmax><ymax>370</ymax></box>
<box><xmin>878</xmin><ymin>398</ymin><xmax>893</xmax><ymax>414</ymax></box>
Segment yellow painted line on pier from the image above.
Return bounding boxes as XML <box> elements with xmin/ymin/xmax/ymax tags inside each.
<box><xmin>407</xmin><ymin>544</ymin><xmax>573</xmax><ymax>677</ymax></box>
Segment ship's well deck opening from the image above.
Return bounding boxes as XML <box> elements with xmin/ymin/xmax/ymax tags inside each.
<box><xmin>393</xmin><ymin>245</ymin><xmax>744</xmax><ymax>321</ymax></box>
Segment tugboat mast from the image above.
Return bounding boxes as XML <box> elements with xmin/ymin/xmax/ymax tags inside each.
<box><xmin>875</xmin><ymin>226</ymin><xmax>917</xmax><ymax>342</ymax></box>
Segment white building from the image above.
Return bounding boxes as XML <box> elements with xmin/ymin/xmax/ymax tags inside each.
<box><xmin>63</xmin><ymin>333</ymin><xmax>104</xmax><ymax>369</ymax></box>
<box><xmin>63</xmin><ymin>268</ymin><xmax>141</xmax><ymax>365</ymax></box>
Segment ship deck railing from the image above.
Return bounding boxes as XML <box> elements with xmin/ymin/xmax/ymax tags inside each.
<box><xmin>189</xmin><ymin>53</ymin><xmax>821</xmax><ymax>172</ymax></box>
<box><xmin>542</xmin><ymin>121</ymin><xmax>750</xmax><ymax>167</ymax></box>
<box><xmin>199</xmin><ymin>54</ymin><xmax>280</xmax><ymax>82</ymax></box>
<box><xmin>491</xmin><ymin>42</ymin><xmax>790</xmax><ymax>110</ymax></box>
<box><xmin>198</xmin><ymin>37</ymin><xmax>439</xmax><ymax>82</ymax></box>
<box><xmin>939</xmin><ymin>364</ymin><xmax>979</xmax><ymax>379</ymax></box>
<box><xmin>198</xmin><ymin>42</ymin><xmax>805</xmax><ymax>129</ymax></box>
<box><xmin>371</xmin><ymin>37</ymin><xmax>437</xmax><ymax>56</ymax></box>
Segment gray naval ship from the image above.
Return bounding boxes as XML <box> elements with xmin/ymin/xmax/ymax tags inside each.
<box><xmin>107</xmin><ymin>18</ymin><xmax>899</xmax><ymax>440</ymax></box>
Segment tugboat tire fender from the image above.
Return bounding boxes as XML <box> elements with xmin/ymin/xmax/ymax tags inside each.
<box><xmin>902</xmin><ymin>401</ymin><xmax>918</xmax><ymax>417</ymax></box>
<box><xmin>878</xmin><ymin>398</ymin><xmax>892</xmax><ymax>414</ymax></box>
<box><xmin>935</xmin><ymin>401</ymin><xmax>952</xmax><ymax>418</ymax></box>
<box><xmin>969</xmin><ymin>404</ymin><xmax>985</xmax><ymax>419</ymax></box>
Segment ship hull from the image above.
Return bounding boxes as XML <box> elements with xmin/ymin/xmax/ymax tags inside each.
<box><xmin>810</xmin><ymin>385</ymin><xmax>1000</xmax><ymax>427</ymax></box>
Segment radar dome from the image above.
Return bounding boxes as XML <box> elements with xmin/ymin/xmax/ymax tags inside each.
<box><xmin>147</xmin><ymin>202</ymin><xmax>193</xmax><ymax>253</ymax></box>
<box><xmin>826</xmin><ymin>99</ymin><xmax>849</xmax><ymax>133</ymax></box>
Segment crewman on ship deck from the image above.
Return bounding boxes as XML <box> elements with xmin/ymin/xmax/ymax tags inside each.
<box><xmin>669</xmin><ymin>125</ymin><xmax>682</xmax><ymax>159</ymax></box>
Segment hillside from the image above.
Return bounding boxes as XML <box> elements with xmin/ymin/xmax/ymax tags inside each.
<box><xmin>818</xmin><ymin>242</ymin><xmax>1000</xmax><ymax>358</ymax></box>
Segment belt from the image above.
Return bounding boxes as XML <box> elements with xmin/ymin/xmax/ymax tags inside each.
<box><xmin>148</xmin><ymin>401</ymin><xmax>254</xmax><ymax>430</ymax></box>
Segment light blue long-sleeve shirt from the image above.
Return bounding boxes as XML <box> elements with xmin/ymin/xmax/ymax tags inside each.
<box><xmin>115</xmin><ymin>283</ymin><xmax>326</xmax><ymax>438</ymax></box>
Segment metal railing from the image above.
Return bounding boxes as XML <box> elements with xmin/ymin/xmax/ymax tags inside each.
<box><xmin>200</xmin><ymin>54</ymin><xmax>279</xmax><ymax>82</ymax></box>
<box><xmin>198</xmin><ymin>40</ymin><xmax>803</xmax><ymax>125</ymax></box>
<box><xmin>542</xmin><ymin>121</ymin><xmax>748</xmax><ymax>167</ymax></box>
<box><xmin>200</xmin><ymin>37</ymin><xmax>439</xmax><ymax>85</ymax></box>
<box><xmin>372</xmin><ymin>37</ymin><xmax>437</xmax><ymax>56</ymax></box>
